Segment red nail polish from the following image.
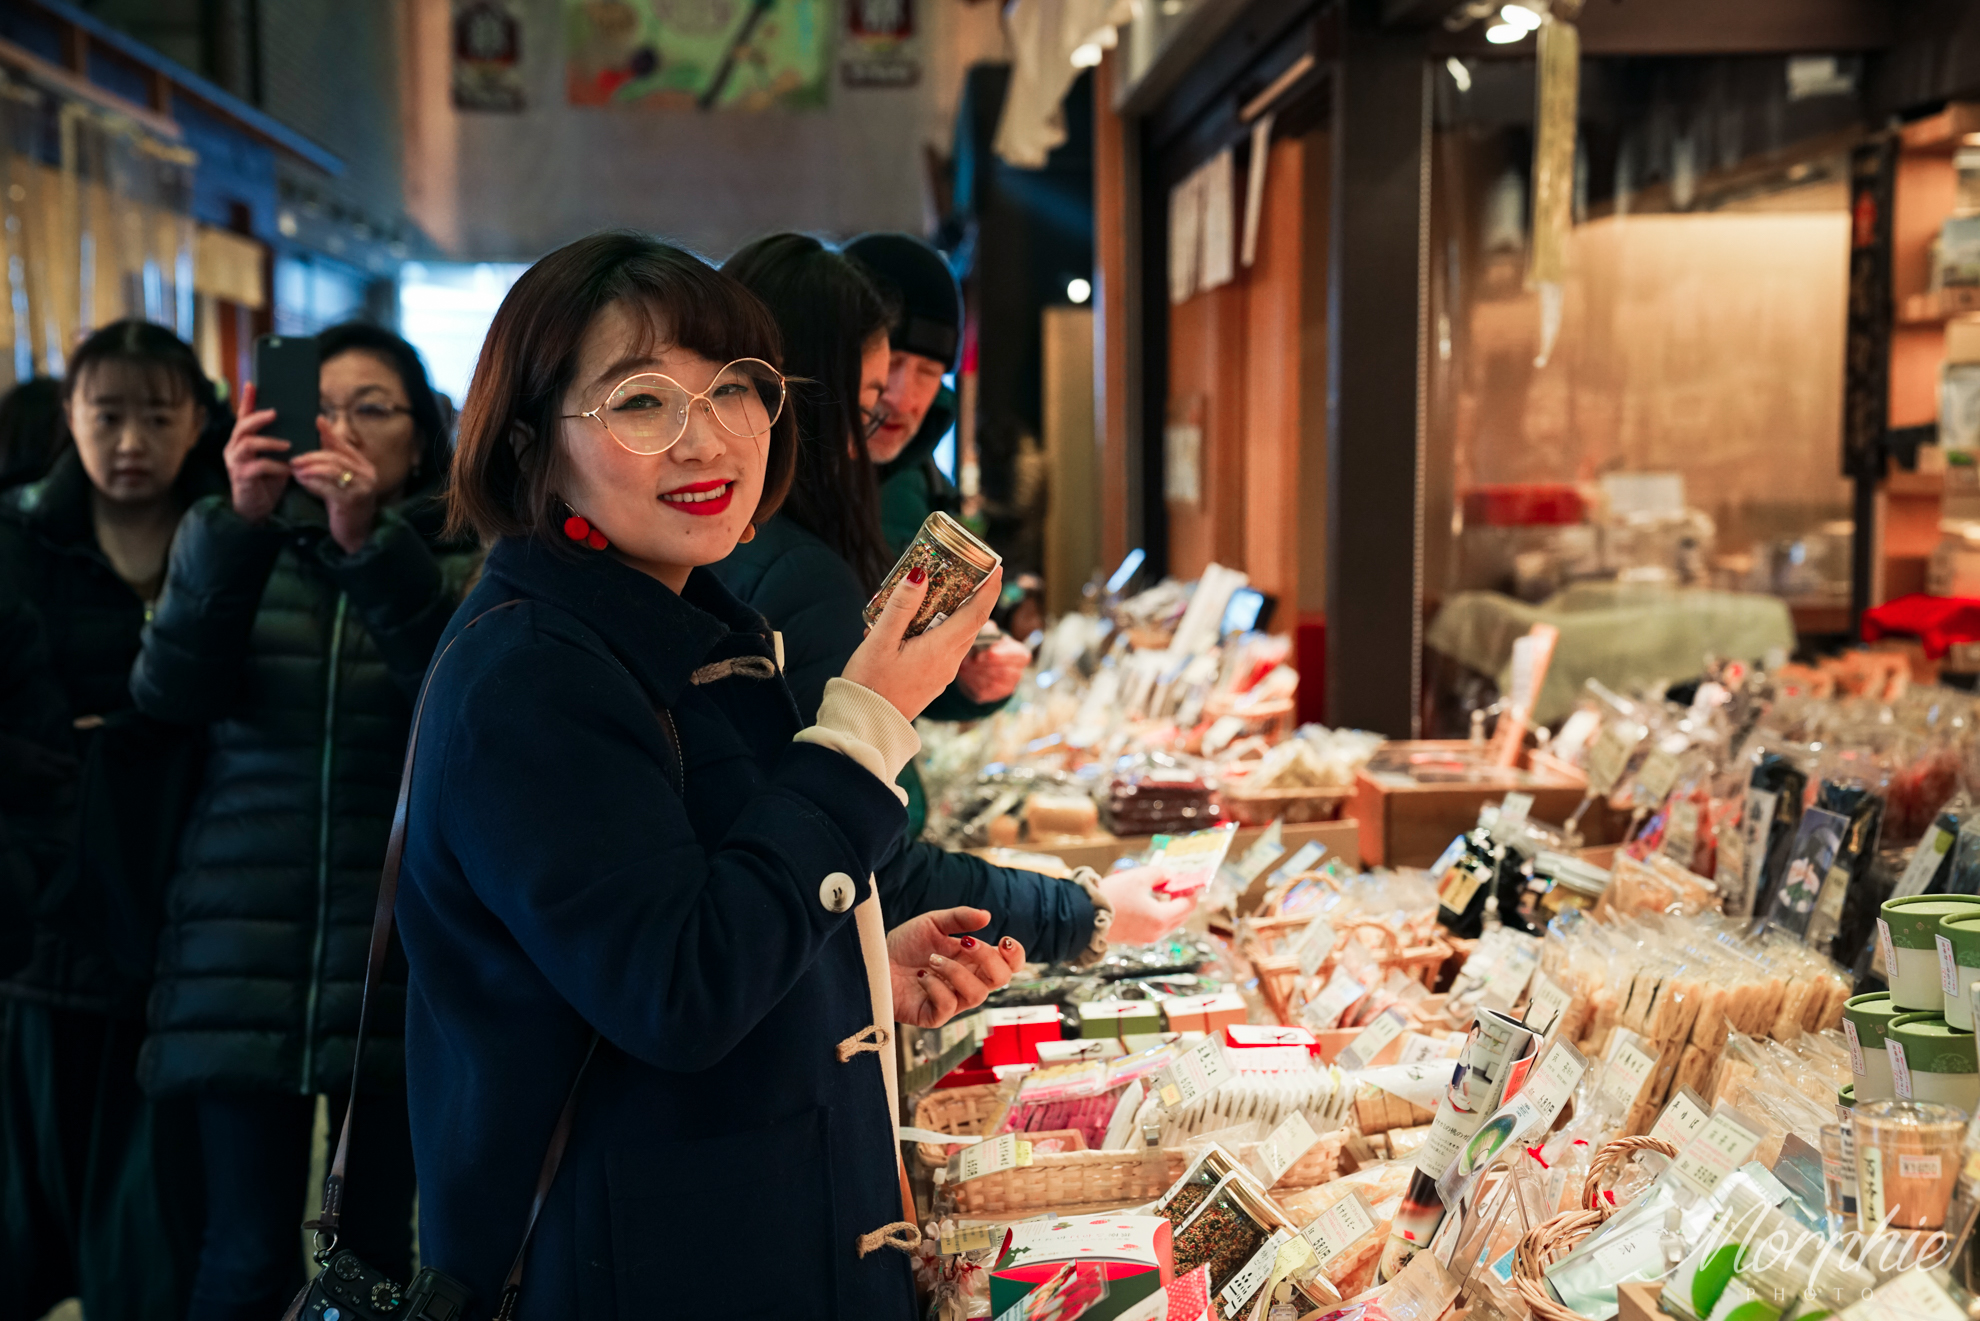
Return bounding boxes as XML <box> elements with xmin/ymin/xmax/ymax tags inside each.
<box><xmin>959</xmin><ymin>936</ymin><xmax>977</xmax><ymax>949</ymax></box>
<box><xmin>907</xmin><ymin>565</ymin><xmax>927</xmax><ymax>584</ymax></box>
<box><xmin>917</xmin><ymin>970</ymin><xmax>928</xmax><ymax>978</ymax></box>
<box><xmin>1001</xmin><ymin>937</ymin><xmax>1015</xmax><ymax>949</ymax></box>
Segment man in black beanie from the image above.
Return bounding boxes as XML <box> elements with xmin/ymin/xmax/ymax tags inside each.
<box><xmin>844</xmin><ymin>231</ymin><xmax>1030</xmax><ymax>715</ymax></box>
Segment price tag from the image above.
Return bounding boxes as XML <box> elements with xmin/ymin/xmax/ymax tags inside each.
<box><xmin>1842</xmin><ymin>1018</ymin><xmax>1866</xmax><ymax>1078</ymax></box>
<box><xmin>1878</xmin><ymin>918</ymin><xmax>1897</xmax><ymax>982</ymax></box>
<box><xmin>1650</xmin><ymin>1089</ymin><xmax>1710</xmax><ymax>1148</ymax></box>
<box><xmin>1667</xmin><ymin>1109</ymin><xmax>1763</xmax><ymax>1198</ymax></box>
<box><xmin>1520</xmin><ymin>1040</ymin><xmax>1589</xmax><ymax>1127</ymax></box>
<box><xmin>1663</xmin><ymin>800</ymin><xmax>1700</xmax><ymax>868</ymax></box>
<box><xmin>1632</xmin><ymin>749</ymin><xmax>1681</xmax><ymax>805</ymax></box>
<box><xmin>1231</xmin><ymin>819</ymin><xmax>1288</xmax><ymax>884</ymax></box>
<box><xmin>1479</xmin><ymin>942</ymin><xmax>1538</xmax><ymax>1012</ymax></box>
<box><xmin>1499</xmin><ymin>792</ymin><xmax>1534</xmax><ymax>827</ymax></box>
<box><xmin>1840</xmin><ymin>1262</ymin><xmax>1967</xmax><ymax>1321</ymax></box>
<box><xmin>1895</xmin><ymin>825</ymin><xmax>1956</xmax><ymax>899</ymax></box>
<box><xmin>1251</xmin><ymin>1111</ymin><xmax>1321</xmax><ymax>1185</ymax></box>
<box><xmin>940</xmin><ymin>1222</ymin><xmax>1003</xmax><ymax>1255</ymax></box>
<box><xmin>1302</xmin><ymin>965</ymin><xmax>1367</xmax><ymax>1031</ymax></box>
<box><xmin>1338</xmin><ymin>1009</ymin><xmax>1409</xmax><ymax>1070</ymax></box>
<box><xmin>1398</xmin><ymin>1032</ymin><xmax>1449</xmax><ymax>1064</ymax></box>
<box><xmin>1586</xmin><ymin>1222</ymin><xmax>1667</xmax><ymax>1281</ymax></box>
<box><xmin>1585</xmin><ymin>724</ymin><xmax>1638</xmax><ymax>796</ymax></box>
<box><xmin>1890</xmin><ymin>1038</ymin><xmax>1914</xmax><ymax>1100</ymax></box>
<box><xmin>1268</xmin><ymin>841</ymin><xmax>1326</xmax><ymax>884</ymax></box>
<box><xmin>1900</xmin><ymin>1152</ymin><xmax>1944</xmax><ymax>1179</ymax></box>
<box><xmin>1301</xmin><ymin>1190</ymin><xmax>1378</xmax><ymax>1265</ymax></box>
<box><xmin>1220</xmin><ymin>1229</ymin><xmax>1292</xmax><ymax>1314</ymax></box>
<box><xmin>1524</xmin><ymin>974</ymin><xmax>1573</xmax><ymax>1037</ymax></box>
<box><xmin>948</xmin><ymin>1133</ymin><xmax>1033</xmax><ymax>1184</ymax></box>
<box><xmin>1296</xmin><ymin>919</ymin><xmax>1338</xmax><ymax>978</ymax></box>
<box><xmin>1600</xmin><ymin>1033</ymin><xmax>1658</xmax><ymax>1109</ymax></box>
<box><xmin>1940</xmin><ymin>934</ymin><xmax>1960</xmax><ymax>997</ymax></box>
<box><xmin>1158</xmin><ymin>1035</ymin><xmax>1234</xmax><ymax>1108</ymax></box>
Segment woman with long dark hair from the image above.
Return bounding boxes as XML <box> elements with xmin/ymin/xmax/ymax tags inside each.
<box><xmin>130</xmin><ymin>322</ymin><xmax>474</xmax><ymax>1319</ymax></box>
<box><xmin>0</xmin><ymin>320</ymin><xmax>228</xmax><ymax>1321</ymax></box>
<box><xmin>718</xmin><ymin>235</ymin><xmax>1192</xmax><ymax>963</ymax></box>
<box><xmin>399</xmin><ymin>231</ymin><xmax>1016</xmax><ymax>1317</ymax></box>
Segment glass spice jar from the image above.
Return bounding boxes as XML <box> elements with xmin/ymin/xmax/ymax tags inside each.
<box><xmin>864</xmin><ymin>511</ymin><xmax>1001</xmax><ymax>639</ymax></box>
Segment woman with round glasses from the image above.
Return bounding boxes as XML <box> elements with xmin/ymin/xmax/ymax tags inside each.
<box><xmin>397</xmin><ymin>231</ymin><xmax>1014</xmax><ymax>1318</ymax></box>
<box><xmin>129</xmin><ymin>322</ymin><xmax>474</xmax><ymax>1317</ymax></box>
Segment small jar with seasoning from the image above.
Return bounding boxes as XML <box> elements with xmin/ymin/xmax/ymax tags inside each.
<box><xmin>863</xmin><ymin>510</ymin><xmax>1001</xmax><ymax>638</ymax></box>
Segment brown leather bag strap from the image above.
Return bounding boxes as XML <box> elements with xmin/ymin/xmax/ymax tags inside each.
<box><xmin>492</xmin><ymin>1032</ymin><xmax>602</xmax><ymax>1320</ymax></box>
<box><xmin>311</xmin><ymin>598</ymin><xmax>529</xmax><ymax>1244</ymax></box>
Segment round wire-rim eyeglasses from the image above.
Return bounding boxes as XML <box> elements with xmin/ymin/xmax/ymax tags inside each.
<box><xmin>562</xmin><ymin>358</ymin><xmax>787</xmax><ymax>456</ymax></box>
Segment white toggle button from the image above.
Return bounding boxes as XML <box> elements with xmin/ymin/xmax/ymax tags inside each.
<box><xmin>820</xmin><ymin>872</ymin><xmax>856</xmax><ymax>913</ymax></box>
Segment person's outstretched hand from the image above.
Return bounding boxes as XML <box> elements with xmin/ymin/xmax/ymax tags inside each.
<box><xmin>223</xmin><ymin>382</ymin><xmax>290</xmax><ymax>524</ymax></box>
<box><xmin>843</xmin><ymin>566</ymin><xmax>1004</xmax><ymax>723</ymax></box>
<box><xmin>889</xmin><ymin>905</ymin><xmax>1025</xmax><ymax>1029</ymax></box>
<box><xmin>1097</xmin><ymin>865</ymin><xmax>1200</xmax><ymax>945</ymax></box>
<box><xmin>955</xmin><ymin>636</ymin><xmax>1032</xmax><ymax>704</ymax></box>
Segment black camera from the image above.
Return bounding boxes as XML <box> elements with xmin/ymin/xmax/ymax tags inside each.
<box><xmin>299</xmin><ymin>1250</ymin><xmax>471</xmax><ymax>1321</ymax></box>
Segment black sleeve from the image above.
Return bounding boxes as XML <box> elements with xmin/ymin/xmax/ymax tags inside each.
<box><xmin>129</xmin><ymin>496</ymin><xmax>285</xmax><ymax>726</ymax></box>
<box><xmin>316</xmin><ymin>509</ymin><xmax>464</xmax><ymax>699</ymax></box>
<box><xmin>748</xmin><ymin>545</ymin><xmax>869</xmax><ymax>725</ymax></box>
<box><xmin>876</xmin><ymin>840</ymin><xmax>1097</xmax><ymax>965</ymax></box>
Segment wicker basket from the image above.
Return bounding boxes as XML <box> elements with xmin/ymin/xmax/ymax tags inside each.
<box><xmin>1241</xmin><ymin>1128</ymin><xmax>1348</xmax><ymax>1190</ymax></box>
<box><xmin>941</xmin><ymin>1146</ymin><xmax>1190</xmax><ymax>1216</ymax></box>
<box><xmin>912</xmin><ymin>1083</ymin><xmax>1008</xmax><ymax>1171</ymax></box>
<box><xmin>1249</xmin><ymin>920</ymin><xmax>1455</xmax><ymax>1028</ymax></box>
<box><xmin>1509</xmin><ymin>1135</ymin><xmax>1680</xmax><ymax>1321</ymax></box>
<box><xmin>1220</xmin><ymin>785</ymin><xmax>1353</xmax><ymax>827</ymax></box>
<box><xmin>1581</xmin><ymin>1135</ymin><xmax>1677</xmax><ymax>1212</ymax></box>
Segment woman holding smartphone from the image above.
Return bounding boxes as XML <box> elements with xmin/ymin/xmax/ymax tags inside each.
<box><xmin>130</xmin><ymin>324</ymin><xmax>472</xmax><ymax>1318</ymax></box>
<box><xmin>399</xmin><ymin>231</ymin><xmax>1017</xmax><ymax>1317</ymax></box>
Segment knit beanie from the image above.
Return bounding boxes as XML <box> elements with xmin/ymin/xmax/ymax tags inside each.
<box><xmin>843</xmin><ymin>232</ymin><xmax>962</xmax><ymax>372</ymax></box>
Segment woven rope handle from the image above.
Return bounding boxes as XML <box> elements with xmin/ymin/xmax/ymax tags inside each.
<box><xmin>1582</xmin><ymin>1135</ymin><xmax>1679</xmax><ymax>1212</ymax></box>
<box><xmin>1513</xmin><ymin>1208</ymin><xmax>1610</xmax><ymax>1321</ymax></box>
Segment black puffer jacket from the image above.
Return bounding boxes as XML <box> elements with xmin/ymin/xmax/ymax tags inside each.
<box><xmin>0</xmin><ymin>445</ymin><xmax>228</xmax><ymax>998</ymax></box>
<box><xmin>131</xmin><ymin>485</ymin><xmax>479</xmax><ymax>1097</ymax></box>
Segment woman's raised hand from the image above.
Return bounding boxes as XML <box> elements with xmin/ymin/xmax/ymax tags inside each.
<box><xmin>888</xmin><ymin>906</ymin><xmax>1025</xmax><ymax>1029</ymax></box>
<box><xmin>842</xmin><ymin>566</ymin><xmax>1003</xmax><ymax>723</ymax></box>
<box><xmin>223</xmin><ymin>383</ymin><xmax>290</xmax><ymax>524</ymax></box>
<box><xmin>289</xmin><ymin>417</ymin><xmax>381</xmax><ymax>554</ymax></box>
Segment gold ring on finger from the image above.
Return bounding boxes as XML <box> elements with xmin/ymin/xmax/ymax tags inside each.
<box><xmin>338</xmin><ymin>470</ymin><xmax>354</xmax><ymax>488</ymax></box>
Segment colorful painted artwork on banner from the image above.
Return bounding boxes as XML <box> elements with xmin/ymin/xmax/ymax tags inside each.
<box><xmin>564</xmin><ymin>0</ymin><xmax>830</xmax><ymax>110</ymax></box>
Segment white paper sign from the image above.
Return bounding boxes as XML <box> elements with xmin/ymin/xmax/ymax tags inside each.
<box><xmin>1219</xmin><ymin>1229</ymin><xmax>1290</xmax><ymax>1314</ymax></box>
<box><xmin>949</xmin><ymin>1132</ymin><xmax>1032</xmax><ymax>1184</ymax></box>
<box><xmin>1890</xmin><ymin>1038</ymin><xmax>1915</xmax><ymax>1100</ymax></box>
<box><xmin>1252</xmin><ymin>1111</ymin><xmax>1321</xmax><ymax>1185</ymax></box>
<box><xmin>1895</xmin><ymin>825</ymin><xmax>1956</xmax><ymax>898</ymax></box>
<box><xmin>1941</xmin><ymin>934</ymin><xmax>1960</xmax><ymax>997</ymax></box>
<box><xmin>1601</xmin><ymin>1032</ymin><xmax>1658</xmax><ymax>1109</ymax></box>
<box><xmin>1231</xmin><ymin>819</ymin><xmax>1287</xmax><ymax>884</ymax></box>
<box><xmin>1839</xmin><ymin>1265</ymin><xmax>1967</xmax><ymax>1321</ymax></box>
<box><xmin>1525</xmin><ymin>974</ymin><xmax>1573</xmax><ymax>1036</ymax></box>
<box><xmin>1302</xmin><ymin>965</ymin><xmax>1367</xmax><ymax>1031</ymax></box>
<box><xmin>1843</xmin><ymin>1017</ymin><xmax>1866</xmax><ymax>1079</ymax></box>
<box><xmin>1158</xmin><ymin>1035</ymin><xmax>1234</xmax><ymax>1109</ymax></box>
<box><xmin>1499</xmin><ymin>792</ymin><xmax>1534</xmax><ymax>826</ymax></box>
<box><xmin>1301</xmin><ymin>1189</ymin><xmax>1377</xmax><ymax>1265</ymax></box>
<box><xmin>1338</xmin><ymin>1009</ymin><xmax>1408</xmax><ymax>1070</ymax></box>
<box><xmin>1297</xmin><ymin>919</ymin><xmax>1338</xmax><ymax>979</ymax></box>
<box><xmin>1667</xmin><ymin>1109</ymin><xmax>1763</xmax><ymax>1198</ymax></box>
<box><xmin>1270</xmin><ymin>841</ymin><xmax>1327</xmax><ymax>884</ymax></box>
<box><xmin>1649</xmin><ymin>1089</ymin><xmax>1710</xmax><ymax>1148</ymax></box>
<box><xmin>1878</xmin><ymin>918</ymin><xmax>1898</xmax><ymax>981</ymax></box>
<box><xmin>1398</xmin><ymin>1032</ymin><xmax>1449</xmax><ymax>1064</ymax></box>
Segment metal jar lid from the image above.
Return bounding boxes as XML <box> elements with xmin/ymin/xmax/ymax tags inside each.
<box><xmin>923</xmin><ymin>510</ymin><xmax>1000</xmax><ymax>572</ymax></box>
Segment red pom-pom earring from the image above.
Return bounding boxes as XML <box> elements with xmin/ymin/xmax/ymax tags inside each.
<box><xmin>563</xmin><ymin>512</ymin><xmax>608</xmax><ymax>551</ymax></box>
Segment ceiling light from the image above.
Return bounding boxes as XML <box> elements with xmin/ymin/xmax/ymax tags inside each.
<box><xmin>1445</xmin><ymin>57</ymin><xmax>1472</xmax><ymax>91</ymax></box>
<box><xmin>1484</xmin><ymin>22</ymin><xmax>1523</xmax><ymax>43</ymax></box>
<box><xmin>1070</xmin><ymin>41</ymin><xmax>1104</xmax><ymax>68</ymax></box>
<box><xmin>1500</xmin><ymin>3</ymin><xmax>1543</xmax><ymax>30</ymax></box>
<box><xmin>1067</xmin><ymin>278</ymin><xmax>1092</xmax><ymax>304</ymax></box>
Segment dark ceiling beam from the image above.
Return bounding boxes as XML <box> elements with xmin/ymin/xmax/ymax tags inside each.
<box><xmin>1394</xmin><ymin>0</ymin><xmax>1893</xmax><ymax>55</ymax></box>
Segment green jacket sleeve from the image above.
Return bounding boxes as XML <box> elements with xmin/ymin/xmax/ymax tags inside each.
<box><xmin>130</xmin><ymin>496</ymin><xmax>286</xmax><ymax>726</ymax></box>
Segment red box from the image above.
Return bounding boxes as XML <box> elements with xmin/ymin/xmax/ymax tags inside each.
<box><xmin>980</xmin><ymin>1005</ymin><xmax>1062</xmax><ymax>1068</ymax></box>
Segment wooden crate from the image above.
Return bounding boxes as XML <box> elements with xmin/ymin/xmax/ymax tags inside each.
<box><xmin>971</xmin><ymin>817</ymin><xmax>1359</xmax><ymax>875</ymax></box>
<box><xmin>1353</xmin><ymin>743</ymin><xmax>1608</xmax><ymax>868</ymax></box>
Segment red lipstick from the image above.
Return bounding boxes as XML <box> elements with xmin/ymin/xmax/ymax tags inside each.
<box><xmin>659</xmin><ymin>479</ymin><xmax>735</xmax><ymax>518</ymax></box>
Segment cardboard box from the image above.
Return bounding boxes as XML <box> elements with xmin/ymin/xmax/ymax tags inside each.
<box><xmin>989</xmin><ymin>1215</ymin><xmax>1174</xmax><ymax>1321</ymax></box>
<box><xmin>981</xmin><ymin>1005</ymin><xmax>1062</xmax><ymax>1068</ymax></box>
<box><xmin>1616</xmin><ymin>1281</ymin><xmax>1663</xmax><ymax>1321</ymax></box>
<box><xmin>1078</xmin><ymin>1000</ymin><xmax>1164</xmax><ymax>1040</ymax></box>
<box><xmin>1160</xmin><ymin>990</ymin><xmax>1247</xmax><ymax>1034</ymax></box>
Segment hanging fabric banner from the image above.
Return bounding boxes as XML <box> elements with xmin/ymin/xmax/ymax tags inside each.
<box><xmin>564</xmin><ymin>0</ymin><xmax>830</xmax><ymax>111</ymax></box>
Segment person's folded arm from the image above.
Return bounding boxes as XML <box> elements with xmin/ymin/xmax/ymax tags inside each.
<box><xmin>443</xmin><ymin>642</ymin><xmax>911</xmax><ymax>1073</ymax></box>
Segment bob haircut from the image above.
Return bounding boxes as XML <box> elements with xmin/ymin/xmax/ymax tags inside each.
<box><xmin>63</xmin><ymin>318</ymin><xmax>230</xmax><ymax>499</ymax></box>
<box><xmin>448</xmin><ymin>231</ymin><xmax>795</xmax><ymax>545</ymax></box>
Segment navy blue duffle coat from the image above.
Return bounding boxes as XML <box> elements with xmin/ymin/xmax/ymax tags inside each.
<box><xmin>397</xmin><ymin>535</ymin><xmax>916</xmax><ymax>1319</ymax></box>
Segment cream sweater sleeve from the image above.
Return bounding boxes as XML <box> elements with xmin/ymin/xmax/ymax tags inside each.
<box><xmin>792</xmin><ymin>677</ymin><xmax>921</xmax><ymax>806</ymax></box>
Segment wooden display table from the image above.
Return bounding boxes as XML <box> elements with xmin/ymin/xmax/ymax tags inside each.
<box><xmin>969</xmin><ymin>818</ymin><xmax>1359</xmax><ymax>875</ymax></box>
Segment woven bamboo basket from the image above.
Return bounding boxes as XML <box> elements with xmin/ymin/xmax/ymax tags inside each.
<box><xmin>1581</xmin><ymin>1135</ymin><xmax>1677</xmax><ymax>1212</ymax></box>
<box><xmin>1509</xmin><ymin>1135</ymin><xmax>1680</xmax><ymax>1321</ymax></box>
<box><xmin>912</xmin><ymin>1083</ymin><xmax>1008</xmax><ymax>1171</ymax></box>
<box><xmin>1250</xmin><ymin>920</ymin><xmax>1455</xmax><ymax>1027</ymax></box>
<box><xmin>1220</xmin><ymin>784</ymin><xmax>1353</xmax><ymax>827</ymax></box>
<box><xmin>940</xmin><ymin>1146</ymin><xmax>1191</xmax><ymax>1217</ymax></box>
<box><xmin>1240</xmin><ymin>1128</ymin><xmax>1348</xmax><ymax>1190</ymax></box>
